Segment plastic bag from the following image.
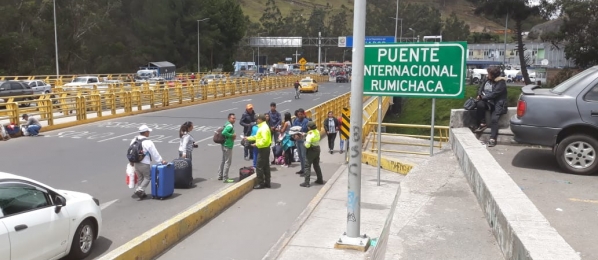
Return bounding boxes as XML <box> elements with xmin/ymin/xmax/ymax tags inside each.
<box><xmin>126</xmin><ymin>163</ymin><xmax>137</xmax><ymax>188</ymax></box>
<box><xmin>21</xmin><ymin>126</ymin><xmax>29</xmax><ymax>136</ymax></box>
<box><xmin>293</xmin><ymin>149</ymin><xmax>299</xmax><ymax>162</ymax></box>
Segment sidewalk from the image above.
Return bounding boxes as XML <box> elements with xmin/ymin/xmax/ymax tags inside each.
<box><xmin>271</xmin><ymin>149</ymin><xmax>503</xmax><ymax>260</ymax></box>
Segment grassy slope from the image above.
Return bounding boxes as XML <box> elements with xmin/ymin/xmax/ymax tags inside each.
<box><xmin>241</xmin><ymin>0</ymin><xmax>504</xmax><ymax>32</ymax></box>
<box><xmin>383</xmin><ymin>85</ymin><xmax>522</xmax><ymax>135</ymax></box>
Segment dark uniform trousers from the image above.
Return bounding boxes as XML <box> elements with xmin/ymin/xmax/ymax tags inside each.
<box><xmin>257</xmin><ymin>147</ymin><xmax>271</xmax><ymax>185</ymax></box>
<box><xmin>304</xmin><ymin>145</ymin><xmax>323</xmax><ymax>183</ymax></box>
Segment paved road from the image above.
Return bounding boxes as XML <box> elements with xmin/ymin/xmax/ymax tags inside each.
<box><xmin>157</xmin><ymin>144</ymin><xmax>346</xmax><ymax>260</ymax></box>
<box><xmin>0</xmin><ymin>82</ymin><xmax>350</xmax><ymax>259</ymax></box>
<box><xmin>490</xmin><ymin>145</ymin><xmax>598</xmax><ymax>259</ymax></box>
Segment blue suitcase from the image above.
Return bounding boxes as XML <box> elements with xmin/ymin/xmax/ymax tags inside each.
<box><xmin>150</xmin><ymin>164</ymin><xmax>175</xmax><ymax>200</ymax></box>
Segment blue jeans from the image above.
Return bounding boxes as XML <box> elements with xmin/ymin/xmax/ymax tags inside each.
<box><xmin>27</xmin><ymin>125</ymin><xmax>41</xmax><ymax>136</ymax></box>
<box><xmin>339</xmin><ymin>139</ymin><xmax>345</xmax><ymax>151</ymax></box>
<box><xmin>296</xmin><ymin>141</ymin><xmax>307</xmax><ymax>172</ymax></box>
<box><xmin>252</xmin><ymin>147</ymin><xmax>258</xmax><ymax>167</ymax></box>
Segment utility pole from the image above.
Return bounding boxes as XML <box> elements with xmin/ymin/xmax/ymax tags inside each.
<box><xmin>503</xmin><ymin>13</ymin><xmax>509</xmax><ymax>65</ymax></box>
<box><xmin>318</xmin><ymin>31</ymin><xmax>322</xmax><ymax>71</ymax></box>
<box><xmin>394</xmin><ymin>0</ymin><xmax>399</xmax><ymax>42</ymax></box>
<box><xmin>335</xmin><ymin>0</ymin><xmax>370</xmax><ymax>251</ymax></box>
<box><xmin>53</xmin><ymin>0</ymin><xmax>59</xmax><ymax>76</ymax></box>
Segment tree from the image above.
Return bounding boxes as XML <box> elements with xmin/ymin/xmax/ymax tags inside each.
<box><xmin>541</xmin><ymin>0</ymin><xmax>598</xmax><ymax>68</ymax></box>
<box><xmin>442</xmin><ymin>12</ymin><xmax>470</xmax><ymax>41</ymax></box>
<box><xmin>259</xmin><ymin>0</ymin><xmax>284</xmax><ymax>36</ymax></box>
<box><xmin>475</xmin><ymin>0</ymin><xmax>540</xmax><ymax>84</ymax></box>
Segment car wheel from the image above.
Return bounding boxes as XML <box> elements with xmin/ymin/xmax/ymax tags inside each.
<box><xmin>556</xmin><ymin>134</ymin><xmax>598</xmax><ymax>175</ymax></box>
<box><xmin>20</xmin><ymin>98</ymin><xmax>32</xmax><ymax>107</ymax></box>
<box><xmin>67</xmin><ymin>219</ymin><xmax>96</xmax><ymax>259</ymax></box>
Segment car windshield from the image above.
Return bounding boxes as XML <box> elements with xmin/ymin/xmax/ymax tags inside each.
<box><xmin>552</xmin><ymin>67</ymin><xmax>598</xmax><ymax>94</ymax></box>
<box><xmin>300</xmin><ymin>80</ymin><xmax>312</xmax><ymax>83</ymax></box>
<box><xmin>72</xmin><ymin>77</ymin><xmax>88</xmax><ymax>83</ymax></box>
<box><xmin>204</xmin><ymin>75</ymin><xmax>215</xmax><ymax>79</ymax></box>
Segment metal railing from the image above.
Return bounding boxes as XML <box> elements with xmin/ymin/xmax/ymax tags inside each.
<box><xmin>0</xmin><ymin>75</ymin><xmax>328</xmax><ymax>132</ymax></box>
<box><xmin>366</xmin><ymin>122</ymin><xmax>450</xmax><ymax>156</ymax></box>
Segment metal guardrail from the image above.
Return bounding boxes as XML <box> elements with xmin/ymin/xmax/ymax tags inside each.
<box><xmin>0</xmin><ymin>75</ymin><xmax>328</xmax><ymax>132</ymax></box>
<box><xmin>366</xmin><ymin>122</ymin><xmax>450</xmax><ymax>156</ymax></box>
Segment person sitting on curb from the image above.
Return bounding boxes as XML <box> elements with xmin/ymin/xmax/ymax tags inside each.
<box><xmin>21</xmin><ymin>114</ymin><xmax>42</xmax><ymax>137</ymax></box>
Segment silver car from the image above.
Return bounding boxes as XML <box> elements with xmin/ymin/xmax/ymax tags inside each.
<box><xmin>510</xmin><ymin>66</ymin><xmax>598</xmax><ymax>175</ymax></box>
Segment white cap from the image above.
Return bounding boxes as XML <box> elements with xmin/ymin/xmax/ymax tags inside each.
<box><xmin>139</xmin><ymin>125</ymin><xmax>152</xmax><ymax>132</ymax></box>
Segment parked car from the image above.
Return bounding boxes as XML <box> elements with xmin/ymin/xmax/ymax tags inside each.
<box><xmin>336</xmin><ymin>74</ymin><xmax>349</xmax><ymax>83</ymax></box>
<box><xmin>0</xmin><ymin>172</ymin><xmax>102</xmax><ymax>260</ymax></box>
<box><xmin>22</xmin><ymin>80</ymin><xmax>52</xmax><ymax>94</ymax></box>
<box><xmin>0</xmin><ymin>81</ymin><xmax>34</xmax><ymax>107</ymax></box>
<box><xmin>510</xmin><ymin>66</ymin><xmax>598</xmax><ymax>175</ymax></box>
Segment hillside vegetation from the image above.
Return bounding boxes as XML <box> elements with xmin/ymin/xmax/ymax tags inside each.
<box><xmin>240</xmin><ymin>0</ymin><xmax>504</xmax><ymax>32</ymax></box>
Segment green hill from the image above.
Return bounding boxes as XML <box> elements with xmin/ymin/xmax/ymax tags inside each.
<box><xmin>240</xmin><ymin>0</ymin><xmax>505</xmax><ymax>32</ymax></box>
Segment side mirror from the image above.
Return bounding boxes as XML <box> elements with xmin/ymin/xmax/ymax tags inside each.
<box><xmin>54</xmin><ymin>196</ymin><xmax>66</xmax><ymax>213</ymax></box>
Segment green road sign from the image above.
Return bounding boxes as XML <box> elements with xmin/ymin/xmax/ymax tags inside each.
<box><xmin>363</xmin><ymin>42</ymin><xmax>467</xmax><ymax>99</ymax></box>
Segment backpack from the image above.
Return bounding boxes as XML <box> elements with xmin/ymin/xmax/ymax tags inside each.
<box><xmin>127</xmin><ymin>138</ymin><xmax>147</xmax><ymax>163</ymax></box>
<box><xmin>213</xmin><ymin>125</ymin><xmax>226</xmax><ymax>144</ymax></box>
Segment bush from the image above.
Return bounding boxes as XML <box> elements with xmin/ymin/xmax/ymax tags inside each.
<box><xmin>548</xmin><ymin>68</ymin><xmax>579</xmax><ymax>88</ymax></box>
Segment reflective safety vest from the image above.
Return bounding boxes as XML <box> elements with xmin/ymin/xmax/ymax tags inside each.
<box><xmin>305</xmin><ymin>129</ymin><xmax>320</xmax><ymax>148</ymax></box>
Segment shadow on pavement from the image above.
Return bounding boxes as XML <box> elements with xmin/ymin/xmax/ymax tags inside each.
<box><xmin>511</xmin><ymin>148</ymin><xmax>566</xmax><ymax>173</ymax></box>
<box><xmin>80</xmin><ymin>236</ymin><xmax>113</xmax><ymax>260</ymax></box>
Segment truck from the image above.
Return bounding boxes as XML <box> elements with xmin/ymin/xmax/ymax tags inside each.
<box><xmin>136</xmin><ymin>61</ymin><xmax>176</xmax><ymax>81</ymax></box>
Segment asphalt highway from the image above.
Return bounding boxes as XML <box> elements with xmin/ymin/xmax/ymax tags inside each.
<box><xmin>0</xmin><ymin>82</ymin><xmax>350</xmax><ymax>259</ymax></box>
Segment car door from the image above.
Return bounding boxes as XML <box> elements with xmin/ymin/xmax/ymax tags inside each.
<box><xmin>10</xmin><ymin>82</ymin><xmax>25</xmax><ymax>99</ymax></box>
<box><xmin>0</xmin><ymin>82</ymin><xmax>10</xmax><ymax>98</ymax></box>
<box><xmin>0</xmin><ymin>219</ymin><xmax>10</xmax><ymax>260</ymax></box>
<box><xmin>576</xmin><ymin>79</ymin><xmax>598</xmax><ymax>127</ymax></box>
<box><xmin>0</xmin><ymin>182</ymin><xmax>70</xmax><ymax>260</ymax></box>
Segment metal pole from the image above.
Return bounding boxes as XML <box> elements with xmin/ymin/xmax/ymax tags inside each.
<box><xmin>318</xmin><ymin>31</ymin><xmax>322</xmax><ymax>71</ymax></box>
<box><xmin>53</xmin><ymin>0</ymin><xmax>59</xmax><ymax>76</ymax></box>
<box><xmin>394</xmin><ymin>0</ymin><xmax>399</xmax><ymax>43</ymax></box>
<box><xmin>429</xmin><ymin>36</ymin><xmax>441</xmax><ymax>156</ymax></box>
<box><xmin>202</xmin><ymin>19</ymin><xmax>204</xmax><ymax>73</ymax></box>
<box><xmin>346</xmin><ymin>0</ymin><xmax>366</xmax><ymax>239</ymax></box>
<box><xmin>503</xmin><ymin>12</ymin><xmax>508</xmax><ymax>65</ymax></box>
<box><xmin>197</xmin><ymin>20</ymin><xmax>200</xmax><ymax>72</ymax></box>
<box><xmin>377</xmin><ymin>97</ymin><xmax>382</xmax><ymax>186</ymax></box>
<box><xmin>400</xmin><ymin>19</ymin><xmax>403</xmax><ymax>42</ymax></box>
<box><xmin>257</xmin><ymin>33</ymin><xmax>260</xmax><ymax>74</ymax></box>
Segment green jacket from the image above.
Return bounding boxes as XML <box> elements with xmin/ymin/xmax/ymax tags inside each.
<box><xmin>222</xmin><ymin>122</ymin><xmax>235</xmax><ymax>148</ymax></box>
<box><xmin>246</xmin><ymin>121</ymin><xmax>271</xmax><ymax>148</ymax></box>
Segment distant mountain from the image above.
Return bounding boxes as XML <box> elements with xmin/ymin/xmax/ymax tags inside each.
<box><xmin>240</xmin><ymin>0</ymin><xmax>506</xmax><ymax>32</ymax></box>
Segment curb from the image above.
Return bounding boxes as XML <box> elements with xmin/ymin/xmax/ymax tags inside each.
<box><xmin>450</xmin><ymin>128</ymin><xmax>580</xmax><ymax>260</ymax></box>
<box><xmin>361</xmin><ymin>151</ymin><xmax>413</xmax><ymax>175</ymax></box>
<box><xmin>97</xmin><ymin>174</ymin><xmax>257</xmax><ymax>260</ymax></box>
<box><xmin>262</xmin><ymin>164</ymin><xmax>347</xmax><ymax>260</ymax></box>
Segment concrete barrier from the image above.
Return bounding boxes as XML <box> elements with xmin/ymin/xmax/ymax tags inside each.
<box><xmin>97</xmin><ymin>175</ymin><xmax>257</xmax><ymax>260</ymax></box>
<box><xmin>450</xmin><ymin>107</ymin><xmax>517</xmax><ymax>144</ymax></box>
<box><xmin>450</xmin><ymin>127</ymin><xmax>579</xmax><ymax>260</ymax></box>
<box><xmin>361</xmin><ymin>151</ymin><xmax>413</xmax><ymax>175</ymax></box>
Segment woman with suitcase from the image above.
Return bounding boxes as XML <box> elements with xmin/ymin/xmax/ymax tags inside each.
<box><xmin>178</xmin><ymin>121</ymin><xmax>198</xmax><ymax>160</ymax></box>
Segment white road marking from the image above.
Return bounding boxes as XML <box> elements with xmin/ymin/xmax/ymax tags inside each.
<box><xmin>232</xmin><ymin>99</ymin><xmax>252</xmax><ymax>104</ymax></box>
<box><xmin>280</xmin><ymin>109</ymin><xmax>289</xmax><ymax>112</ymax></box>
<box><xmin>97</xmin><ymin>132</ymin><xmax>138</xmax><ymax>143</ymax></box>
<box><xmin>278</xmin><ymin>100</ymin><xmax>292</xmax><ymax>105</ymax></box>
<box><xmin>196</xmin><ymin>136</ymin><xmax>212</xmax><ymax>143</ymax></box>
<box><xmin>100</xmin><ymin>199</ymin><xmax>118</xmax><ymax>210</ymax></box>
<box><xmin>273</xmin><ymin>96</ymin><xmax>283</xmax><ymax>99</ymax></box>
<box><xmin>220</xmin><ymin>107</ymin><xmax>238</xmax><ymax>113</ymax></box>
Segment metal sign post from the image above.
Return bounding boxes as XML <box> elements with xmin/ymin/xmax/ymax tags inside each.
<box><xmin>335</xmin><ymin>0</ymin><xmax>370</xmax><ymax>252</ymax></box>
<box><xmin>377</xmin><ymin>97</ymin><xmax>382</xmax><ymax>186</ymax></box>
<box><xmin>424</xmin><ymin>35</ymin><xmax>442</xmax><ymax>156</ymax></box>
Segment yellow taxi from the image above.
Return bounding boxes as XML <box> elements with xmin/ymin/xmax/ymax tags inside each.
<box><xmin>299</xmin><ymin>77</ymin><xmax>319</xmax><ymax>93</ymax></box>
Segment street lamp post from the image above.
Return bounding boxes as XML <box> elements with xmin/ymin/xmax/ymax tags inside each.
<box><xmin>409</xmin><ymin>28</ymin><xmax>415</xmax><ymax>42</ymax></box>
<box><xmin>390</xmin><ymin>17</ymin><xmax>403</xmax><ymax>43</ymax></box>
<box><xmin>197</xmin><ymin>18</ymin><xmax>210</xmax><ymax>73</ymax></box>
<box><xmin>394</xmin><ymin>0</ymin><xmax>400</xmax><ymax>42</ymax></box>
<box><xmin>257</xmin><ymin>32</ymin><xmax>267</xmax><ymax>74</ymax></box>
<box><xmin>53</xmin><ymin>0</ymin><xmax>59</xmax><ymax>76</ymax></box>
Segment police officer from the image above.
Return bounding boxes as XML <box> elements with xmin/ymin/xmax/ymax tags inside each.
<box><xmin>300</xmin><ymin>121</ymin><xmax>324</xmax><ymax>187</ymax></box>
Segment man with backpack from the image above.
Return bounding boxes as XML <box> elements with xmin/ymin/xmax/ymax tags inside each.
<box><xmin>217</xmin><ymin>113</ymin><xmax>236</xmax><ymax>183</ymax></box>
<box><xmin>128</xmin><ymin>125</ymin><xmax>166</xmax><ymax>199</ymax></box>
<box><xmin>292</xmin><ymin>108</ymin><xmax>309</xmax><ymax>175</ymax></box>
<box><xmin>240</xmin><ymin>104</ymin><xmax>256</xmax><ymax>161</ymax></box>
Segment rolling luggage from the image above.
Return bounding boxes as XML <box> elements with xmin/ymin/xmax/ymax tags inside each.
<box><xmin>239</xmin><ymin>167</ymin><xmax>254</xmax><ymax>181</ymax></box>
<box><xmin>173</xmin><ymin>158</ymin><xmax>193</xmax><ymax>189</ymax></box>
<box><xmin>150</xmin><ymin>164</ymin><xmax>175</xmax><ymax>199</ymax></box>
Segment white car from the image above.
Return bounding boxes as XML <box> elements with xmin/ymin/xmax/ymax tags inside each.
<box><xmin>0</xmin><ymin>172</ymin><xmax>102</xmax><ymax>260</ymax></box>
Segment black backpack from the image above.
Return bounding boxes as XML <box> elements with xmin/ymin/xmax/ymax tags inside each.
<box><xmin>127</xmin><ymin>138</ymin><xmax>148</xmax><ymax>163</ymax></box>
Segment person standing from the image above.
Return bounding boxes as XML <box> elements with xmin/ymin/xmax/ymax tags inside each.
<box><xmin>240</xmin><ymin>104</ymin><xmax>256</xmax><ymax>161</ymax></box>
<box><xmin>244</xmin><ymin>114</ymin><xmax>272</xmax><ymax>189</ymax></box>
<box><xmin>323</xmin><ymin>111</ymin><xmax>339</xmax><ymax>154</ymax></box>
<box><xmin>292</xmin><ymin>109</ymin><xmax>309</xmax><ymax>175</ymax></box>
<box><xmin>131</xmin><ymin>125</ymin><xmax>167</xmax><ymax>199</ymax></box>
<box><xmin>301</xmin><ymin>121</ymin><xmax>324</xmax><ymax>187</ymax></box>
<box><xmin>21</xmin><ymin>114</ymin><xmax>42</xmax><ymax>137</ymax></box>
<box><xmin>218</xmin><ymin>113</ymin><xmax>236</xmax><ymax>183</ymax></box>
<box><xmin>250</xmin><ymin>116</ymin><xmax>259</xmax><ymax>168</ymax></box>
<box><xmin>178</xmin><ymin>121</ymin><xmax>197</xmax><ymax>160</ymax></box>
<box><xmin>280</xmin><ymin>112</ymin><xmax>293</xmax><ymax>167</ymax></box>
<box><xmin>294</xmin><ymin>80</ymin><xmax>300</xmax><ymax>99</ymax></box>
<box><xmin>267</xmin><ymin>102</ymin><xmax>282</xmax><ymax>143</ymax></box>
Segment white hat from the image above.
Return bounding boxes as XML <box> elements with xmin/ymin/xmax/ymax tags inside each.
<box><xmin>139</xmin><ymin>125</ymin><xmax>152</xmax><ymax>132</ymax></box>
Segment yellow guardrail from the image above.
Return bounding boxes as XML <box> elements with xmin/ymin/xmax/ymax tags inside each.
<box><xmin>0</xmin><ymin>75</ymin><xmax>328</xmax><ymax>132</ymax></box>
<box><xmin>366</xmin><ymin>122</ymin><xmax>450</xmax><ymax>156</ymax></box>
